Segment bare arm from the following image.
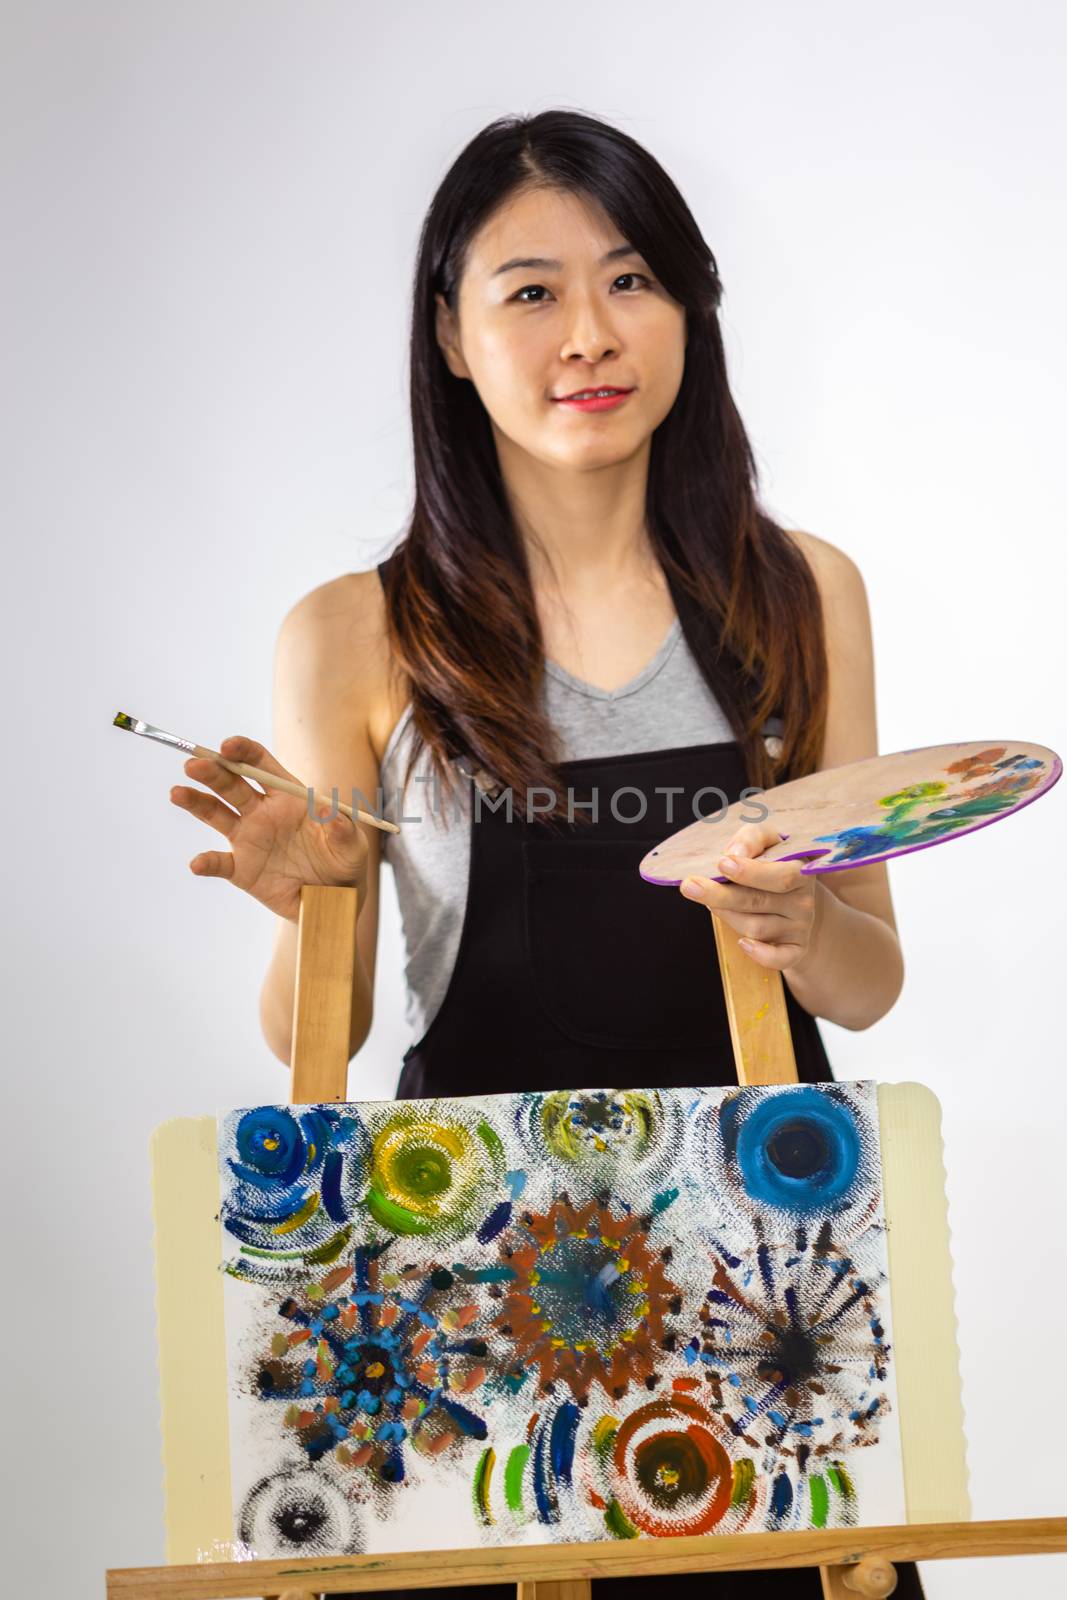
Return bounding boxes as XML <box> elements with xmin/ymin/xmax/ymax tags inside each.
<box><xmin>780</xmin><ymin>531</ymin><xmax>904</xmax><ymax>1030</ymax></box>
<box><xmin>259</xmin><ymin>573</ymin><xmax>388</xmax><ymax>1067</ymax></box>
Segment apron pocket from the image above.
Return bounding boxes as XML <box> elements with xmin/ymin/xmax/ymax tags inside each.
<box><xmin>521</xmin><ymin>834</ymin><xmax>729</xmax><ymax>1051</ymax></box>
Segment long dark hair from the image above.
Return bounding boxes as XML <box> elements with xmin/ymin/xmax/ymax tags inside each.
<box><xmin>379</xmin><ymin>108</ymin><xmax>828</xmax><ymax>827</ymax></box>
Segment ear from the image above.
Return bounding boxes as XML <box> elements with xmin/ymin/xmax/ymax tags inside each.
<box><xmin>434</xmin><ymin>291</ymin><xmax>471</xmax><ymax>381</ymax></box>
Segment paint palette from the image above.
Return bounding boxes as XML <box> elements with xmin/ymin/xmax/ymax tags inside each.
<box><xmin>639</xmin><ymin>740</ymin><xmax>1061</xmax><ymax>886</ymax></box>
<box><xmin>152</xmin><ymin>1082</ymin><xmax>969</xmax><ymax>1564</ymax></box>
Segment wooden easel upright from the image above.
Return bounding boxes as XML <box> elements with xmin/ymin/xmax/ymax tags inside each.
<box><xmin>109</xmin><ymin>883</ymin><xmax>1067</xmax><ymax>1600</ymax></box>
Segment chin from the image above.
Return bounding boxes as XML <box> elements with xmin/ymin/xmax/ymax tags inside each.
<box><xmin>560</xmin><ymin>443</ymin><xmax>641</xmax><ymax>472</ymax></box>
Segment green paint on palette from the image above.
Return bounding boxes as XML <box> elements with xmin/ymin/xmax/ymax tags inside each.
<box><xmin>879</xmin><ymin>781</ymin><xmax>947</xmax><ymax>814</ymax></box>
<box><xmin>504</xmin><ymin>1443</ymin><xmax>530</xmax><ymax>1515</ymax></box>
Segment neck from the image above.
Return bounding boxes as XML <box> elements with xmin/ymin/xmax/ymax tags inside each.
<box><xmin>494</xmin><ymin>428</ymin><xmax>660</xmax><ymax>605</ymax></box>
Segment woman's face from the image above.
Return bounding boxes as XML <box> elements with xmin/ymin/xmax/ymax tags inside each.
<box><xmin>435</xmin><ymin>185</ymin><xmax>687</xmax><ymax>474</ymax></box>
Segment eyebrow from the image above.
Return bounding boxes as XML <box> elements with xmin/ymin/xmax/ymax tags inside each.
<box><xmin>490</xmin><ymin>244</ymin><xmax>643</xmax><ymax>277</ymax></box>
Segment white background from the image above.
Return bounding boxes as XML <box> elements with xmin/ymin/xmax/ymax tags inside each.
<box><xmin>4</xmin><ymin>2</ymin><xmax>1065</xmax><ymax>1594</ymax></box>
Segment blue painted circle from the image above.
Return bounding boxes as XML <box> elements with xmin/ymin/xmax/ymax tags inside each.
<box><xmin>734</xmin><ymin>1088</ymin><xmax>861</xmax><ymax>1213</ymax></box>
<box><xmin>234</xmin><ymin>1106</ymin><xmax>307</xmax><ymax>1183</ymax></box>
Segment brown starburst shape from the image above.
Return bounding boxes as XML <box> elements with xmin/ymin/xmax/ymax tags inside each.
<box><xmin>493</xmin><ymin>1195</ymin><xmax>682</xmax><ymax>1403</ymax></box>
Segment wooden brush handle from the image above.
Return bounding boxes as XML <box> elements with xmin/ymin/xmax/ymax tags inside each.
<box><xmin>189</xmin><ymin>743</ymin><xmax>399</xmax><ymax>834</ymax></box>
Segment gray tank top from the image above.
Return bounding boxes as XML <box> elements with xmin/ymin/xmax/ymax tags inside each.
<box><xmin>378</xmin><ymin>615</ymin><xmax>783</xmax><ymax>1045</ymax></box>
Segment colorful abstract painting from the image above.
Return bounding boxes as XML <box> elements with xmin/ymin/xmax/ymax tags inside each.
<box><xmin>217</xmin><ymin>1082</ymin><xmax>907</xmax><ymax>1558</ymax></box>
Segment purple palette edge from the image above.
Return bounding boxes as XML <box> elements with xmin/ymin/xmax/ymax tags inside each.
<box><xmin>639</xmin><ymin>739</ymin><xmax>1063</xmax><ymax>886</ymax></box>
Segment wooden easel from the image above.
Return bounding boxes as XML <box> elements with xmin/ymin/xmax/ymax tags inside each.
<box><xmin>109</xmin><ymin>883</ymin><xmax>1067</xmax><ymax>1599</ymax></box>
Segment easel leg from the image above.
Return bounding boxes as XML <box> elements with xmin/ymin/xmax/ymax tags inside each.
<box><xmin>712</xmin><ymin>913</ymin><xmax>900</xmax><ymax>1600</ymax></box>
<box><xmin>822</xmin><ymin>1555</ymin><xmax>899</xmax><ymax>1596</ymax></box>
<box><xmin>518</xmin><ymin>1583</ymin><xmax>592</xmax><ymax>1600</ymax></box>
<box><xmin>274</xmin><ymin>888</ymin><xmax>359</xmax><ymax>1600</ymax></box>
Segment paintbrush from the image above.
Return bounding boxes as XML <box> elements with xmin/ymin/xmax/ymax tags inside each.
<box><xmin>112</xmin><ymin>711</ymin><xmax>400</xmax><ymax>834</ymax></box>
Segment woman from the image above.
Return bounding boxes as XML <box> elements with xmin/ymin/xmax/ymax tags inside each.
<box><xmin>171</xmin><ymin>111</ymin><xmax>922</xmax><ymax>1599</ymax></box>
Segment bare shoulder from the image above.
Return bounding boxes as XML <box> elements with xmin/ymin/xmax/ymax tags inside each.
<box><xmin>276</xmin><ymin>569</ymin><xmax>407</xmax><ymax>765</ymax></box>
<box><xmin>782</xmin><ymin>527</ymin><xmax>874</xmax><ymax>691</ymax></box>
<box><xmin>278</xmin><ymin>570</ymin><xmax>383</xmax><ymax>676</ymax></box>
<box><xmin>269</xmin><ymin>568</ymin><xmax>408</xmax><ymax>993</ymax></box>
<box><xmin>783</xmin><ymin>527</ymin><xmax>866</xmax><ymax>608</ymax></box>
<box><xmin>779</xmin><ymin>528</ymin><xmax>875</xmax><ymax>750</ymax></box>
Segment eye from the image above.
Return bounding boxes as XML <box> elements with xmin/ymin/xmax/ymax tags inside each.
<box><xmin>509</xmin><ymin>272</ymin><xmax>655</xmax><ymax>305</ymax></box>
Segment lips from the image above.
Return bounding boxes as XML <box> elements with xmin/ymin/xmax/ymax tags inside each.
<box><xmin>552</xmin><ymin>386</ymin><xmax>634</xmax><ymax>401</ymax></box>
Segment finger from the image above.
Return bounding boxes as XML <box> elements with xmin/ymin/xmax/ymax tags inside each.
<box><xmin>321</xmin><ymin>809</ymin><xmax>369</xmax><ymax>867</ymax></box>
<box><xmin>218</xmin><ymin>735</ymin><xmax>298</xmax><ymax>784</ymax></box>
<box><xmin>681</xmin><ymin>874</ymin><xmax>789</xmax><ymax>918</ymax></box>
<box><xmin>189</xmin><ymin>850</ymin><xmax>235</xmax><ymax>879</ymax></box>
<box><xmin>712</xmin><ymin>906</ymin><xmax>791</xmax><ymax>944</ymax></box>
<box><xmin>680</xmin><ymin>875</ymin><xmax>751</xmax><ymax>909</ymax></box>
<box><xmin>182</xmin><ymin>754</ymin><xmax>264</xmax><ymax>812</ymax></box>
<box><xmin>717</xmin><ymin>851</ymin><xmax>806</xmax><ymax>893</ymax></box>
<box><xmin>320</xmin><ymin>805</ymin><xmax>363</xmax><ymax>840</ymax></box>
<box><xmin>737</xmin><ymin>936</ymin><xmax>805</xmax><ymax>970</ymax></box>
<box><xmin>170</xmin><ymin>784</ymin><xmax>239</xmax><ymax>840</ymax></box>
<box><xmin>721</xmin><ymin>821</ymin><xmax>786</xmax><ymax>858</ymax></box>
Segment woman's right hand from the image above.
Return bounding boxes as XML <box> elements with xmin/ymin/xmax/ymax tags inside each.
<box><xmin>168</xmin><ymin>734</ymin><xmax>370</xmax><ymax>923</ymax></box>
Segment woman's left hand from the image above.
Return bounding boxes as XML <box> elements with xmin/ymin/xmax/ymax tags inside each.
<box><xmin>678</xmin><ymin>820</ymin><xmax>821</xmax><ymax>971</ymax></box>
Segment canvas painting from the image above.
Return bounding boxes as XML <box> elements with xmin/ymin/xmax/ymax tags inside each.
<box><xmin>216</xmin><ymin>1081</ymin><xmax>907</xmax><ymax>1558</ymax></box>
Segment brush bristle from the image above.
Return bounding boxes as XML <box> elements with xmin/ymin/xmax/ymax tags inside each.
<box><xmin>113</xmin><ymin>711</ymin><xmax>136</xmax><ymax>730</ymax></box>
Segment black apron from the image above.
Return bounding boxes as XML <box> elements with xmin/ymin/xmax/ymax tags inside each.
<box><xmin>396</xmin><ymin>739</ymin><xmax>833</xmax><ymax>1100</ymax></box>
<box><xmin>364</xmin><ymin>564</ymin><xmax>925</xmax><ymax>1599</ymax></box>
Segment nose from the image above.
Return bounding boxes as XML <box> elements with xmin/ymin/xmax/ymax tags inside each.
<box><xmin>559</xmin><ymin>289</ymin><xmax>619</xmax><ymax>364</ymax></box>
